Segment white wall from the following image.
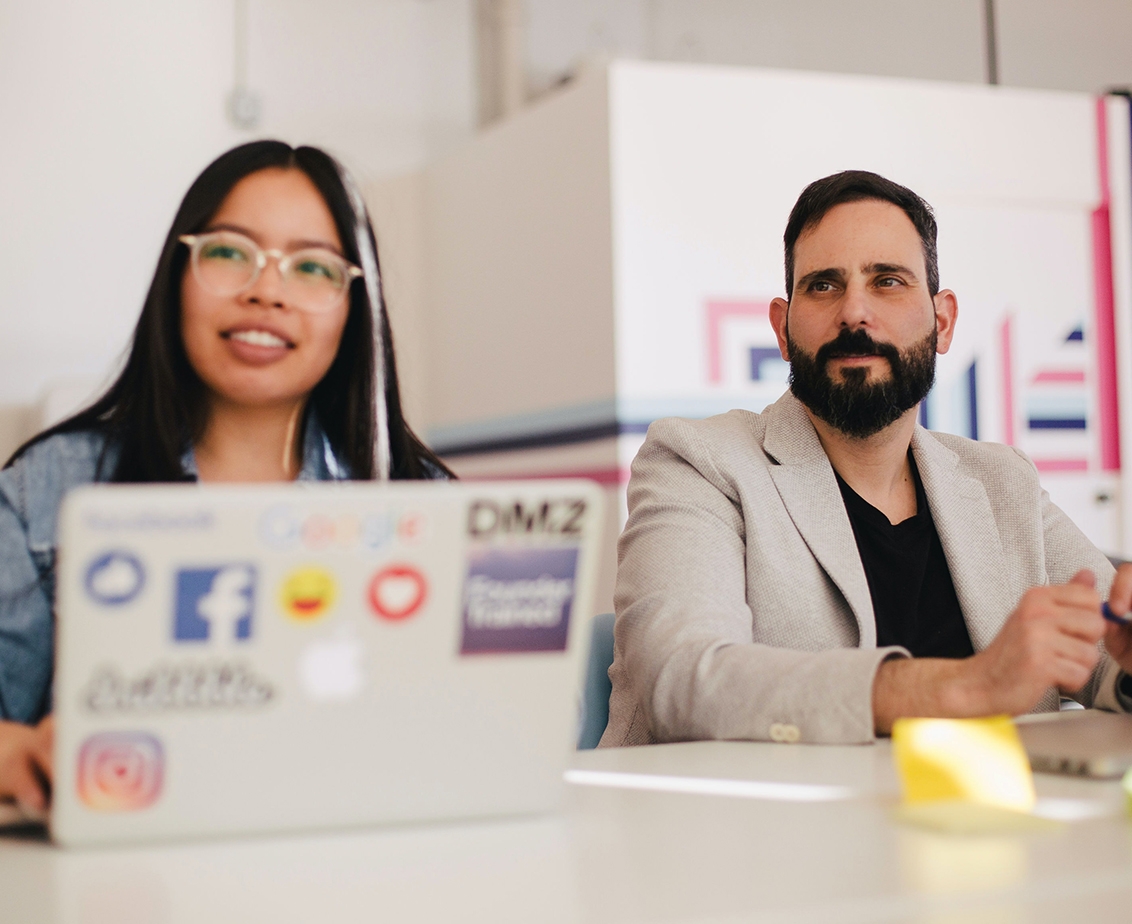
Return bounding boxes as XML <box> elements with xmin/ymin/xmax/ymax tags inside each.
<box><xmin>0</xmin><ymin>0</ymin><xmax>475</xmax><ymax>430</ymax></box>
<box><xmin>423</xmin><ymin>67</ymin><xmax>616</xmax><ymax>435</ymax></box>
<box><xmin>3</xmin><ymin>0</ymin><xmax>1131</xmax><ymax>458</ymax></box>
<box><xmin>645</xmin><ymin>0</ymin><xmax>987</xmax><ymax>84</ymax></box>
<box><xmin>526</xmin><ymin>0</ymin><xmax>1132</xmax><ymax>95</ymax></box>
<box><xmin>997</xmin><ymin>0</ymin><xmax>1132</xmax><ymax>93</ymax></box>
<box><xmin>0</xmin><ymin>1</ymin><xmax>241</xmax><ymax>411</ymax></box>
<box><xmin>247</xmin><ymin>0</ymin><xmax>474</xmax><ymax>179</ymax></box>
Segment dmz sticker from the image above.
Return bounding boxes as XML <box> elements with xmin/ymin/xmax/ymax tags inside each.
<box><xmin>84</xmin><ymin>551</ymin><xmax>146</xmax><ymax>606</ymax></box>
<box><xmin>460</xmin><ymin>547</ymin><xmax>578</xmax><ymax>654</ymax></box>
<box><xmin>174</xmin><ymin>565</ymin><xmax>256</xmax><ymax>643</ymax></box>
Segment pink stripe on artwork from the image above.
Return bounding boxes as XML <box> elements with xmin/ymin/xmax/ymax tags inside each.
<box><xmin>1000</xmin><ymin>316</ymin><xmax>1014</xmax><ymax>446</ymax></box>
<box><xmin>1031</xmin><ymin>370</ymin><xmax>1087</xmax><ymax>384</ymax></box>
<box><xmin>1033</xmin><ymin>458</ymin><xmax>1090</xmax><ymax>473</ymax></box>
<box><xmin>705</xmin><ymin>300</ymin><xmax>771</xmax><ymax>384</ymax></box>
<box><xmin>1093</xmin><ymin>97</ymin><xmax>1121</xmax><ymax>471</ymax></box>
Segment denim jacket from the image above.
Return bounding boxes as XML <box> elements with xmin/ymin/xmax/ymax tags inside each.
<box><xmin>0</xmin><ymin>418</ymin><xmax>355</xmax><ymax>723</ymax></box>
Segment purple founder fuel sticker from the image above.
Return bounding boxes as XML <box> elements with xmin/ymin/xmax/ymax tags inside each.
<box><xmin>460</xmin><ymin>547</ymin><xmax>579</xmax><ymax>654</ymax></box>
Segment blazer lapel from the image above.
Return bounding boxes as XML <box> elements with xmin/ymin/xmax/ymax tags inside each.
<box><xmin>763</xmin><ymin>395</ymin><xmax>877</xmax><ymax>647</ymax></box>
<box><xmin>912</xmin><ymin>428</ymin><xmax>1012</xmax><ymax>651</ymax></box>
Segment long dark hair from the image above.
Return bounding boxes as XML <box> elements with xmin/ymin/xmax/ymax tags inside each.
<box><xmin>7</xmin><ymin>140</ymin><xmax>450</xmax><ymax>481</ymax></box>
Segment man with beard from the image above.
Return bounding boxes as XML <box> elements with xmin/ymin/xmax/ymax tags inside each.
<box><xmin>600</xmin><ymin>170</ymin><xmax>1132</xmax><ymax>746</ymax></box>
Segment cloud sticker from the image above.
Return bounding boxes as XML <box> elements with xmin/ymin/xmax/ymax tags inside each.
<box><xmin>84</xmin><ymin>551</ymin><xmax>146</xmax><ymax>606</ymax></box>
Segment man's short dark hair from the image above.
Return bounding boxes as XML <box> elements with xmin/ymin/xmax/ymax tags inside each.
<box><xmin>783</xmin><ymin>170</ymin><xmax>939</xmax><ymax>300</ymax></box>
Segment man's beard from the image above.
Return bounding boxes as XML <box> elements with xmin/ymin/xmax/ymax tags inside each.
<box><xmin>787</xmin><ymin>325</ymin><xmax>937</xmax><ymax>439</ymax></box>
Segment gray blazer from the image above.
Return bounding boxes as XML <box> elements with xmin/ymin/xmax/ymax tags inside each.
<box><xmin>601</xmin><ymin>392</ymin><xmax>1124</xmax><ymax>747</ymax></box>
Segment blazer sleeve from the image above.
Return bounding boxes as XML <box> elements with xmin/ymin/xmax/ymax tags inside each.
<box><xmin>0</xmin><ymin>469</ymin><xmax>54</xmax><ymax>723</ymax></box>
<box><xmin>610</xmin><ymin>420</ymin><xmax>906</xmax><ymax>746</ymax></box>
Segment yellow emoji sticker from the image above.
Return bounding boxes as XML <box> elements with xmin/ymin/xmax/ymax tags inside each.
<box><xmin>279</xmin><ymin>567</ymin><xmax>337</xmax><ymax>622</ymax></box>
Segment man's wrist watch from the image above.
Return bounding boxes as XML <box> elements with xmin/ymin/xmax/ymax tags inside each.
<box><xmin>1116</xmin><ymin>671</ymin><xmax>1132</xmax><ymax>711</ymax></box>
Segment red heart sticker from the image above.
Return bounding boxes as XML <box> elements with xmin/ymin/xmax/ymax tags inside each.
<box><xmin>368</xmin><ymin>565</ymin><xmax>428</xmax><ymax>622</ymax></box>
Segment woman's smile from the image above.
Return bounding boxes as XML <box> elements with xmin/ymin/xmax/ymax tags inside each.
<box><xmin>222</xmin><ymin>323</ymin><xmax>296</xmax><ymax>365</ymax></box>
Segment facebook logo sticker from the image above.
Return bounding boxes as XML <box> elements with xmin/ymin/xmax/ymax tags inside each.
<box><xmin>174</xmin><ymin>565</ymin><xmax>256</xmax><ymax>644</ymax></box>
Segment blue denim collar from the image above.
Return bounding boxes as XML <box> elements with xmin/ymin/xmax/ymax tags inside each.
<box><xmin>178</xmin><ymin>410</ymin><xmax>351</xmax><ymax>481</ymax></box>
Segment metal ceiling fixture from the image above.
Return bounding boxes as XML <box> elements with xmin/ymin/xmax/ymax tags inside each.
<box><xmin>476</xmin><ymin>0</ymin><xmax>526</xmax><ymax>127</ymax></box>
<box><xmin>984</xmin><ymin>0</ymin><xmax>999</xmax><ymax>86</ymax></box>
<box><xmin>227</xmin><ymin>0</ymin><xmax>262</xmax><ymax>130</ymax></box>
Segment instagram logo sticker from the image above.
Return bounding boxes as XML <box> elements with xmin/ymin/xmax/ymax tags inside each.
<box><xmin>77</xmin><ymin>732</ymin><xmax>164</xmax><ymax>812</ymax></box>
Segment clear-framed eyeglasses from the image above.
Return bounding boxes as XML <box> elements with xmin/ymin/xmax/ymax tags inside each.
<box><xmin>179</xmin><ymin>230</ymin><xmax>363</xmax><ymax>314</ymax></box>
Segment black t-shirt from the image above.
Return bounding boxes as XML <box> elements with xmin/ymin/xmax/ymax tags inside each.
<box><xmin>834</xmin><ymin>455</ymin><xmax>974</xmax><ymax>659</ymax></box>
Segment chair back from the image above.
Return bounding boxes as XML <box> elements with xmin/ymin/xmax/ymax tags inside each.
<box><xmin>577</xmin><ymin>613</ymin><xmax>615</xmax><ymax>749</ymax></box>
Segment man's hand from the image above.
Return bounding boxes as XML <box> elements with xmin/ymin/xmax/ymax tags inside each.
<box><xmin>0</xmin><ymin>715</ymin><xmax>53</xmax><ymax>813</ymax></box>
<box><xmin>874</xmin><ymin>570</ymin><xmax>1105</xmax><ymax>734</ymax></box>
<box><xmin>959</xmin><ymin>569</ymin><xmax>1105</xmax><ymax>713</ymax></box>
<box><xmin>1100</xmin><ymin>563</ymin><xmax>1132</xmax><ymax>673</ymax></box>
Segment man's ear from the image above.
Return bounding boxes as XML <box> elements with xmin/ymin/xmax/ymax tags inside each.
<box><xmin>933</xmin><ymin>289</ymin><xmax>958</xmax><ymax>354</ymax></box>
<box><xmin>769</xmin><ymin>297</ymin><xmax>791</xmax><ymax>361</ymax></box>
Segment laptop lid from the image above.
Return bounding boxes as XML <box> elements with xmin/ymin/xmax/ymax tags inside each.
<box><xmin>1015</xmin><ymin>709</ymin><xmax>1132</xmax><ymax>779</ymax></box>
<box><xmin>51</xmin><ymin>480</ymin><xmax>603</xmax><ymax>845</ymax></box>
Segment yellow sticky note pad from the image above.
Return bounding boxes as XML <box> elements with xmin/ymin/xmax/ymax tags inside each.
<box><xmin>892</xmin><ymin>716</ymin><xmax>1036</xmax><ymax>813</ymax></box>
<box><xmin>892</xmin><ymin>801</ymin><xmax>1059</xmax><ymax>835</ymax></box>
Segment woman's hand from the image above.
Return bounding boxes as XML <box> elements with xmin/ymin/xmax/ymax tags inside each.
<box><xmin>0</xmin><ymin>715</ymin><xmax>53</xmax><ymax>813</ymax></box>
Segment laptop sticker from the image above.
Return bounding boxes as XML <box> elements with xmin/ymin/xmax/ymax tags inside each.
<box><xmin>396</xmin><ymin>512</ymin><xmax>427</xmax><ymax>543</ymax></box>
<box><xmin>279</xmin><ymin>566</ymin><xmax>337</xmax><ymax>623</ymax></box>
<box><xmin>84</xmin><ymin>551</ymin><xmax>145</xmax><ymax>606</ymax></box>
<box><xmin>259</xmin><ymin>506</ymin><xmax>424</xmax><ymax>552</ymax></box>
<box><xmin>259</xmin><ymin>506</ymin><xmax>301</xmax><ymax>549</ymax></box>
<box><xmin>368</xmin><ymin>565</ymin><xmax>428</xmax><ymax>622</ymax></box>
<box><xmin>174</xmin><ymin>565</ymin><xmax>256</xmax><ymax>643</ymax></box>
<box><xmin>466</xmin><ymin>498</ymin><xmax>587</xmax><ymax>539</ymax></box>
<box><xmin>77</xmin><ymin>731</ymin><xmax>164</xmax><ymax>811</ymax></box>
<box><xmin>83</xmin><ymin>662</ymin><xmax>274</xmax><ymax>713</ymax></box>
<box><xmin>298</xmin><ymin>629</ymin><xmax>365</xmax><ymax>702</ymax></box>
<box><xmin>460</xmin><ymin>547</ymin><xmax>578</xmax><ymax>654</ymax></box>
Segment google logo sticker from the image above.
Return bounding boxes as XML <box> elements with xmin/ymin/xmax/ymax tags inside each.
<box><xmin>259</xmin><ymin>506</ymin><xmax>425</xmax><ymax>553</ymax></box>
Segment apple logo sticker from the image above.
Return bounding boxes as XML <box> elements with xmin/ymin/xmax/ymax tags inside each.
<box><xmin>298</xmin><ymin>629</ymin><xmax>365</xmax><ymax>703</ymax></box>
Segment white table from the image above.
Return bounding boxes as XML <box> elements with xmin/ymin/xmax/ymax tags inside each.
<box><xmin>3</xmin><ymin>740</ymin><xmax>1132</xmax><ymax>923</ymax></box>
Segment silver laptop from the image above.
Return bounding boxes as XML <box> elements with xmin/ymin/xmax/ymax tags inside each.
<box><xmin>43</xmin><ymin>480</ymin><xmax>602</xmax><ymax>846</ymax></box>
<box><xmin>1016</xmin><ymin>709</ymin><xmax>1132</xmax><ymax>779</ymax></box>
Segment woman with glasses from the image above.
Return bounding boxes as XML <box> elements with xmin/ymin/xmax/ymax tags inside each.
<box><xmin>0</xmin><ymin>140</ymin><xmax>451</xmax><ymax>813</ymax></box>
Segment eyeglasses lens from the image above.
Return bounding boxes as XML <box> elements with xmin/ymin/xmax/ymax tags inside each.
<box><xmin>286</xmin><ymin>252</ymin><xmax>349</xmax><ymax>296</ymax></box>
<box><xmin>193</xmin><ymin>233</ymin><xmax>350</xmax><ymax>312</ymax></box>
<box><xmin>196</xmin><ymin>237</ymin><xmax>257</xmax><ymax>295</ymax></box>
